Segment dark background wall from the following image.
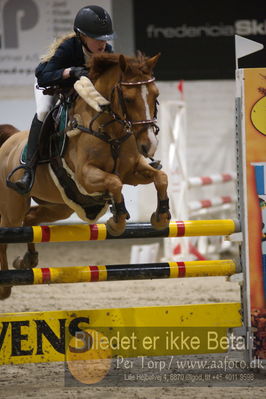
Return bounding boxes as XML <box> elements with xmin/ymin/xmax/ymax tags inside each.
<box><xmin>114</xmin><ymin>0</ymin><xmax>266</xmax><ymax>80</ymax></box>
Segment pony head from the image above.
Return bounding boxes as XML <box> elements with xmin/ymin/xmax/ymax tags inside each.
<box><xmin>80</xmin><ymin>52</ymin><xmax>161</xmax><ymax>158</ymax></box>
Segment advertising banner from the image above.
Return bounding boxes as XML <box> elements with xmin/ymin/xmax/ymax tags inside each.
<box><xmin>133</xmin><ymin>0</ymin><xmax>266</xmax><ymax>80</ymax></box>
<box><xmin>240</xmin><ymin>67</ymin><xmax>266</xmax><ymax>360</ymax></box>
<box><xmin>0</xmin><ymin>0</ymin><xmax>99</xmax><ymax>86</ymax></box>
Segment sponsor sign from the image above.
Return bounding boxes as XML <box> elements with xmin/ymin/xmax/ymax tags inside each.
<box><xmin>0</xmin><ymin>304</ymin><xmax>241</xmax><ymax>365</ymax></box>
<box><xmin>0</xmin><ymin>0</ymin><xmax>87</xmax><ymax>85</ymax></box>
<box><xmin>239</xmin><ymin>67</ymin><xmax>266</xmax><ymax>360</ymax></box>
<box><xmin>133</xmin><ymin>0</ymin><xmax>266</xmax><ymax>80</ymax></box>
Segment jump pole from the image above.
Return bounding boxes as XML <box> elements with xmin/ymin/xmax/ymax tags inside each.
<box><xmin>0</xmin><ymin>219</ymin><xmax>240</xmax><ymax>243</ymax></box>
<box><xmin>0</xmin><ymin>259</ymin><xmax>239</xmax><ymax>286</ymax></box>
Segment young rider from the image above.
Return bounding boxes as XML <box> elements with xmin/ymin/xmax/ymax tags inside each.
<box><xmin>12</xmin><ymin>5</ymin><xmax>115</xmax><ymax>195</ymax></box>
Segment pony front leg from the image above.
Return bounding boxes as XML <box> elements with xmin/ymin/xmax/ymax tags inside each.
<box><xmin>150</xmin><ymin>190</ymin><xmax>171</xmax><ymax>230</ymax></box>
<box><xmin>108</xmin><ymin>193</ymin><xmax>130</xmax><ymax>236</ymax></box>
<box><xmin>149</xmin><ymin>168</ymin><xmax>171</xmax><ymax>229</ymax></box>
<box><xmin>127</xmin><ymin>157</ymin><xmax>171</xmax><ymax>230</ymax></box>
<box><xmin>78</xmin><ymin>165</ymin><xmax>130</xmax><ymax>236</ymax></box>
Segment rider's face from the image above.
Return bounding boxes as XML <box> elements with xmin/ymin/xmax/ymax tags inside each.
<box><xmin>81</xmin><ymin>35</ymin><xmax>107</xmax><ymax>53</ymax></box>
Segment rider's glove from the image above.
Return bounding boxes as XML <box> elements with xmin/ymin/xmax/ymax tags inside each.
<box><xmin>70</xmin><ymin>67</ymin><xmax>88</xmax><ymax>79</ymax></box>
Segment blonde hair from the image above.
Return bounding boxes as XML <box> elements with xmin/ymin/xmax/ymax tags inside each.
<box><xmin>40</xmin><ymin>32</ymin><xmax>76</xmax><ymax>62</ymax></box>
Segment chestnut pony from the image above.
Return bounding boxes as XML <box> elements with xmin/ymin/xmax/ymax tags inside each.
<box><xmin>0</xmin><ymin>52</ymin><xmax>170</xmax><ymax>299</ymax></box>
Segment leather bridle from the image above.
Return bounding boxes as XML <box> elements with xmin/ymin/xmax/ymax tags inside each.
<box><xmin>113</xmin><ymin>76</ymin><xmax>160</xmax><ymax>136</ymax></box>
<box><xmin>71</xmin><ymin>75</ymin><xmax>160</xmax><ymax>169</ymax></box>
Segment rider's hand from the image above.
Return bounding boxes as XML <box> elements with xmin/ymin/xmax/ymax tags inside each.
<box><xmin>69</xmin><ymin>67</ymin><xmax>88</xmax><ymax>79</ymax></box>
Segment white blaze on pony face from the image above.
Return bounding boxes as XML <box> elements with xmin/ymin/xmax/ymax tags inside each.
<box><xmin>141</xmin><ymin>84</ymin><xmax>158</xmax><ymax>157</ymax></box>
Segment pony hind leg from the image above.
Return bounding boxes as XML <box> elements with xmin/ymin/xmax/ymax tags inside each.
<box><xmin>12</xmin><ymin>242</ymin><xmax>39</xmax><ymax>270</ymax></box>
<box><xmin>12</xmin><ymin>203</ymin><xmax>74</xmax><ymax>270</ymax></box>
<box><xmin>0</xmin><ymin>199</ymin><xmax>38</xmax><ymax>270</ymax></box>
<box><xmin>0</xmin><ymin>198</ymin><xmax>30</xmax><ymax>299</ymax></box>
<box><xmin>0</xmin><ymin>243</ymin><xmax>11</xmax><ymax>299</ymax></box>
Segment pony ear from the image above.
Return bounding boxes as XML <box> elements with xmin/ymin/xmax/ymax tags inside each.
<box><xmin>142</xmin><ymin>53</ymin><xmax>161</xmax><ymax>73</ymax></box>
<box><xmin>119</xmin><ymin>54</ymin><xmax>132</xmax><ymax>74</ymax></box>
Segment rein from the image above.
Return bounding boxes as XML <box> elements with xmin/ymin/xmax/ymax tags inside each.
<box><xmin>71</xmin><ymin>115</ymin><xmax>132</xmax><ymax>164</ymax></box>
<box><xmin>71</xmin><ymin>75</ymin><xmax>160</xmax><ymax>171</ymax></box>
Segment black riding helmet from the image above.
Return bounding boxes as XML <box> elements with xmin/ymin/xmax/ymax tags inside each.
<box><xmin>74</xmin><ymin>5</ymin><xmax>115</xmax><ymax>41</ymax></box>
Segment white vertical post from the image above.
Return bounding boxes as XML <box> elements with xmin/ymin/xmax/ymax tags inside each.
<box><xmin>160</xmin><ymin>100</ymin><xmax>190</xmax><ymax>260</ymax></box>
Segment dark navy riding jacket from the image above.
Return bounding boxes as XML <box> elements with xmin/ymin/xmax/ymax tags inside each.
<box><xmin>35</xmin><ymin>36</ymin><xmax>113</xmax><ymax>88</ymax></box>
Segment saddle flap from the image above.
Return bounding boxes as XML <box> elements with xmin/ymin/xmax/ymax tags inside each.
<box><xmin>20</xmin><ymin>103</ymin><xmax>68</xmax><ymax>165</ymax></box>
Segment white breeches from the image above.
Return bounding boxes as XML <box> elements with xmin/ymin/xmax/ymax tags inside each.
<box><xmin>34</xmin><ymin>79</ymin><xmax>54</xmax><ymax>122</ymax></box>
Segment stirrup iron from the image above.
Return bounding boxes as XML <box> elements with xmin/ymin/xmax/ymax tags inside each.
<box><xmin>6</xmin><ymin>165</ymin><xmax>35</xmax><ymax>194</ymax></box>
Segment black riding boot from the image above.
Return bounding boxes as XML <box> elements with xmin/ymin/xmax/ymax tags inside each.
<box><xmin>12</xmin><ymin>114</ymin><xmax>43</xmax><ymax>195</ymax></box>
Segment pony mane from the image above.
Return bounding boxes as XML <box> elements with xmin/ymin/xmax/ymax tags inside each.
<box><xmin>88</xmin><ymin>52</ymin><xmax>150</xmax><ymax>81</ymax></box>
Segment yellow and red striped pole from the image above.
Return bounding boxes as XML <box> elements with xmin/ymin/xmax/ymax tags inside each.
<box><xmin>0</xmin><ymin>259</ymin><xmax>238</xmax><ymax>286</ymax></box>
<box><xmin>0</xmin><ymin>219</ymin><xmax>240</xmax><ymax>243</ymax></box>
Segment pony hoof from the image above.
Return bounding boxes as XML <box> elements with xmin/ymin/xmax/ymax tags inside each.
<box><xmin>23</xmin><ymin>251</ymin><xmax>38</xmax><ymax>269</ymax></box>
<box><xmin>13</xmin><ymin>251</ymin><xmax>38</xmax><ymax>270</ymax></box>
<box><xmin>106</xmin><ymin>217</ymin><xmax>125</xmax><ymax>237</ymax></box>
<box><xmin>0</xmin><ymin>286</ymin><xmax>12</xmax><ymax>300</ymax></box>
<box><xmin>150</xmin><ymin>212</ymin><xmax>170</xmax><ymax>230</ymax></box>
<box><xmin>13</xmin><ymin>256</ymin><xmax>24</xmax><ymax>270</ymax></box>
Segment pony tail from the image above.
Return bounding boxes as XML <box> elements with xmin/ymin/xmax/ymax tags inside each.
<box><xmin>0</xmin><ymin>125</ymin><xmax>19</xmax><ymax>147</ymax></box>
